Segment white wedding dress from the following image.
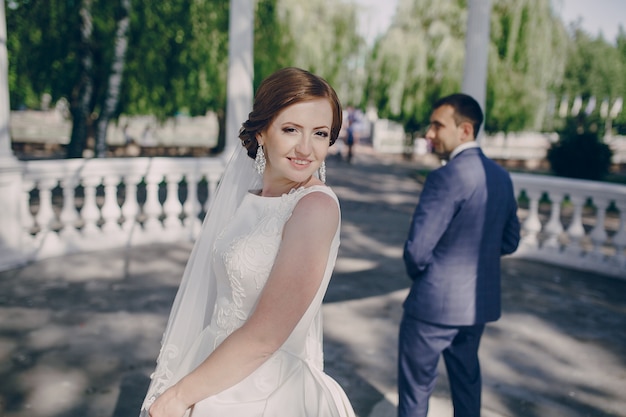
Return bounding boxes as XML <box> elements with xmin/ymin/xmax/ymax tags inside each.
<box><xmin>141</xmin><ymin>183</ymin><xmax>355</xmax><ymax>417</ymax></box>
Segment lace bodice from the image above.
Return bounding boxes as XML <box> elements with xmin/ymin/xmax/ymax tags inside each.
<box><xmin>210</xmin><ymin>186</ymin><xmax>325</xmax><ymax>347</ymax></box>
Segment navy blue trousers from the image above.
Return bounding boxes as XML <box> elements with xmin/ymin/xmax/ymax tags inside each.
<box><xmin>397</xmin><ymin>313</ymin><xmax>485</xmax><ymax>417</ymax></box>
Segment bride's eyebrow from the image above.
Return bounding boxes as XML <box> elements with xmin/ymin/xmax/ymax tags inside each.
<box><xmin>280</xmin><ymin>122</ymin><xmax>302</xmax><ymax>129</ymax></box>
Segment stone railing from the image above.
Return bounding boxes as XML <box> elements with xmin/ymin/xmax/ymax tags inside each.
<box><xmin>510</xmin><ymin>173</ymin><xmax>626</xmax><ymax>279</ymax></box>
<box><xmin>1</xmin><ymin>157</ymin><xmax>625</xmax><ymax>279</ymax></box>
<box><xmin>15</xmin><ymin>156</ymin><xmax>226</xmax><ymax>265</ymax></box>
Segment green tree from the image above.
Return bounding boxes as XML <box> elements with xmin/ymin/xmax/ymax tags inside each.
<box><xmin>364</xmin><ymin>0</ymin><xmax>570</xmax><ymax>136</ymax></box>
<box><xmin>67</xmin><ymin>0</ymin><xmax>95</xmax><ymax>158</ymax></box>
<box><xmin>254</xmin><ymin>0</ymin><xmax>294</xmax><ymax>91</ymax></box>
<box><xmin>488</xmin><ymin>0</ymin><xmax>569</xmax><ymax>132</ymax></box>
<box><xmin>95</xmin><ymin>0</ymin><xmax>131</xmax><ymax>157</ymax></box>
<box><xmin>614</xmin><ymin>28</ymin><xmax>626</xmax><ymax>134</ymax></box>
<box><xmin>120</xmin><ymin>0</ymin><xmax>230</xmax><ymax>151</ymax></box>
<box><xmin>558</xmin><ymin>27</ymin><xmax>625</xmax><ymax>135</ymax></box>
<box><xmin>365</xmin><ymin>0</ymin><xmax>466</xmax><ymax>135</ymax></box>
<box><xmin>558</xmin><ymin>27</ymin><xmax>626</xmax><ymax>137</ymax></box>
<box><xmin>7</xmin><ymin>0</ymin><xmax>82</xmax><ymax>110</ymax></box>
<box><xmin>7</xmin><ymin>0</ymin><xmax>231</xmax><ymax>156</ymax></box>
<box><xmin>277</xmin><ymin>0</ymin><xmax>363</xmax><ymax>105</ymax></box>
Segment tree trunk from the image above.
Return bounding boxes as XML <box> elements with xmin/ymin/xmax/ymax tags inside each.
<box><xmin>67</xmin><ymin>0</ymin><xmax>94</xmax><ymax>159</ymax></box>
<box><xmin>95</xmin><ymin>0</ymin><xmax>131</xmax><ymax>158</ymax></box>
<box><xmin>211</xmin><ymin>109</ymin><xmax>227</xmax><ymax>154</ymax></box>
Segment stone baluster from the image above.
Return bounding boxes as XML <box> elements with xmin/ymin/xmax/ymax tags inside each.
<box><xmin>163</xmin><ymin>173</ymin><xmax>183</xmax><ymax>230</ymax></box>
<box><xmin>543</xmin><ymin>192</ymin><xmax>564</xmax><ymax>250</ymax></box>
<box><xmin>521</xmin><ymin>190</ymin><xmax>542</xmax><ymax>248</ymax></box>
<box><xmin>101</xmin><ymin>175</ymin><xmax>122</xmax><ymax>233</ymax></box>
<box><xmin>21</xmin><ymin>179</ymin><xmax>37</xmax><ymax>239</ymax></box>
<box><xmin>196</xmin><ymin>175</ymin><xmax>210</xmax><ymax>224</ymax></box>
<box><xmin>182</xmin><ymin>172</ymin><xmax>201</xmax><ymax>236</ymax></box>
<box><xmin>589</xmin><ymin>198</ymin><xmax>610</xmax><ymax>258</ymax></box>
<box><xmin>205</xmin><ymin>172</ymin><xmax>222</xmax><ymax>216</ymax></box>
<box><xmin>610</xmin><ymin>202</ymin><xmax>626</xmax><ymax>266</ymax></box>
<box><xmin>121</xmin><ymin>175</ymin><xmax>141</xmax><ymax>231</ymax></box>
<box><xmin>59</xmin><ymin>177</ymin><xmax>80</xmax><ymax>238</ymax></box>
<box><xmin>81</xmin><ymin>177</ymin><xmax>102</xmax><ymax>235</ymax></box>
<box><xmin>565</xmin><ymin>195</ymin><xmax>586</xmax><ymax>255</ymax></box>
<box><xmin>35</xmin><ymin>178</ymin><xmax>58</xmax><ymax>234</ymax></box>
<box><xmin>208</xmin><ymin>172</ymin><xmax>220</xmax><ymax>200</ymax></box>
<box><xmin>143</xmin><ymin>173</ymin><xmax>163</xmax><ymax>230</ymax></box>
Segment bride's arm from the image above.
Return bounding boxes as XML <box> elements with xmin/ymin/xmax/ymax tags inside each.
<box><xmin>148</xmin><ymin>191</ymin><xmax>340</xmax><ymax>417</ymax></box>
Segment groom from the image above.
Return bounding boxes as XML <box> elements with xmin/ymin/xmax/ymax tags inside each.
<box><xmin>399</xmin><ymin>93</ymin><xmax>520</xmax><ymax>417</ymax></box>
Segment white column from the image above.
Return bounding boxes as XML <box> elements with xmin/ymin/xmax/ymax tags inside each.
<box><xmin>225</xmin><ymin>0</ymin><xmax>254</xmax><ymax>155</ymax></box>
<box><xmin>0</xmin><ymin>0</ymin><xmax>25</xmax><ymax>269</ymax></box>
<box><xmin>462</xmin><ymin>0</ymin><xmax>491</xmax><ymax>140</ymax></box>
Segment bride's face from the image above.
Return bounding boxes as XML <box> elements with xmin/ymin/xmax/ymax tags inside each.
<box><xmin>257</xmin><ymin>99</ymin><xmax>332</xmax><ymax>187</ymax></box>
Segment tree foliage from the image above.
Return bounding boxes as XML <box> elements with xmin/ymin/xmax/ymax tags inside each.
<box><xmin>365</xmin><ymin>0</ymin><xmax>570</xmax><ymax>136</ymax></box>
<box><xmin>121</xmin><ymin>0</ymin><xmax>229</xmax><ymax>119</ymax></box>
<box><xmin>614</xmin><ymin>28</ymin><xmax>626</xmax><ymax>134</ymax></box>
<box><xmin>7</xmin><ymin>0</ymin><xmax>231</xmax><ymax>156</ymax></box>
<box><xmin>6</xmin><ymin>0</ymin><xmax>362</xmax><ymax>156</ymax></box>
<box><xmin>556</xmin><ymin>27</ymin><xmax>626</xmax><ymax>135</ymax></box>
<box><xmin>365</xmin><ymin>0</ymin><xmax>466</xmax><ymax>134</ymax></box>
<box><xmin>254</xmin><ymin>0</ymin><xmax>295</xmax><ymax>91</ymax></box>
<box><xmin>487</xmin><ymin>0</ymin><xmax>569</xmax><ymax>132</ymax></box>
<box><xmin>276</xmin><ymin>0</ymin><xmax>363</xmax><ymax>105</ymax></box>
<box><xmin>6</xmin><ymin>0</ymin><xmax>626</xmax><ymax>155</ymax></box>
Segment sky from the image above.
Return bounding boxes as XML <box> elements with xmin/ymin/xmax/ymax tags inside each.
<box><xmin>354</xmin><ymin>0</ymin><xmax>626</xmax><ymax>45</ymax></box>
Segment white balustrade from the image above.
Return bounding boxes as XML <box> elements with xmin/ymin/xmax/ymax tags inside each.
<box><xmin>121</xmin><ymin>174</ymin><xmax>142</xmax><ymax>233</ymax></box>
<box><xmin>59</xmin><ymin>176</ymin><xmax>80</xmax><ymax>238</ymax></box>
<box><xmin>35</xmin><ymin>177</ymin><xmax>57</xmax><ymax>233</ymax></box>
<box><xmin>182</xmin><ymin>171</ymin><xmax>201</xmax><ymax>237</ymax></box>
<box><xmin>1</xmin><ymin>156</ymin><xmax>625</xmax><ymax>280</ymax></box>
<box><xmin>81</xmin><ymin>176</ymin><xmax>102</xmax><ymax>235</ymax></box>
<box><xmin>613</xmin><ymin>210</ymin><xmax>626</xmax><ymax>265</ymax></box>
<box><xmin>142</xmin><ymin>172</ymin><xmax>163</xmax><ymax>232</ymax></box>
<box><xmin>543</xmin><ymin>191</ymin><xmax>564</xmax><ymax>250</ymax></box>
<box><xmin>511</xmin><ymin>173</ymin><xmax>626</xmax><ymax>278</ymax></box>
<box><xmin>101</xmin><ymin>174</ymin><xmax>122</xmax><ymax>234</ymax></box>
<box><xmin>163</xmin><ymin>172</ymin><xmax>184</xmax><ymax>230</ymax></box>
<box><xmin>11</xmin><ymin>156</ymin><xmax>226</xmax><ymax>265</ymax></box>
<box><xmin>589</xmin><ymin>197</ymin><xmax>610</xmax><ymax>258</ymax></box>
<box><xmin>21</xmin><ymin>178</ymin><xmax>36</xmax><ymax>235</ymax></box>
<box><xmin>520</xmin><ymin>189</ymin><xmax>543</xmax><ymax>248</ymax></box>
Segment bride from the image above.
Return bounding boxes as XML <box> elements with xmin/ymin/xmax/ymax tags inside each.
<box><xmin>140</xmin><ymin>67</ymin><xmax>356</xmax><ymax>417</ymax></box>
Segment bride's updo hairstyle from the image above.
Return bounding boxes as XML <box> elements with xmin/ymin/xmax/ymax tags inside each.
<box><xmin>239</xmin><ymin>67</ymin><xmax>342</xmax><ymax>159</ymax></box>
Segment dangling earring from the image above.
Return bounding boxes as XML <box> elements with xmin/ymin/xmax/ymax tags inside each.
<box><xmin>255</xmin><ymin>145</ymin><xmax>266</xmax><ymax>175</ymax></box>
<box><xmin>318</xmin><ymin>161</ymin><xmax>326</xmax><ymax>183</ymax></box>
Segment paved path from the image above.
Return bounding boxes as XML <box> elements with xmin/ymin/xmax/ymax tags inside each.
<box><xmin>1</xmin><ymin>146</ymin><xmax>625</xmax><ymax>417</ymax></box>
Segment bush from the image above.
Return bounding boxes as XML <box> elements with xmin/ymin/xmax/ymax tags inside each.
<box><xmin>547</xmin><ymin>119</ymin><xmax>613</xmax><ymax>181</ymax></box>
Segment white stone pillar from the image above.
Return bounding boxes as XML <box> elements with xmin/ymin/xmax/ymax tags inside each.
<box><xmin>461</xmin><ymin>0</ymin><xmax>491</xmax><ymax>140</ymax></box>
<box><xmin>0</xmin><ymin>0</ymin><xmax>25</xmax><ymax>270</ymax></box>
<box><xmin>225</xmin><ymin>0</ymin><xmax>254</xmax><ymax>155</ymax></box>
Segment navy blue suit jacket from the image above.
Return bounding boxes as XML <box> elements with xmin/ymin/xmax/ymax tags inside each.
<box><xmin>403</xmin><ymin>147</ymin><xmax>520</xmax><ymax>326</ymax></box>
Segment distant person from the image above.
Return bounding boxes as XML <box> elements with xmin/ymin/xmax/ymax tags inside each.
<box><xmin>344</xmin><ymin>106</ymin><xmax>358</xmax><ymax>163</ymax></box>
<box><xmin>140</xmin><ymin>67</ymin><xmax>355</xmax><ymax>417</ymax></box>
<box><xmin>399</xmin><ymin>93</ymin><xmax>520</xmax><ymax>417</ymax></box>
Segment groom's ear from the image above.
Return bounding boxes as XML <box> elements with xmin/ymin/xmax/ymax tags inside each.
<box><xmin>459</xmin><ymin>121</ymin><xmax>474</xmax><ymax>142</ymax></box>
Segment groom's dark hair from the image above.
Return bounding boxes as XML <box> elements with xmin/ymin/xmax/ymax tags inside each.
<box><xmin>433</xmin><ymin>93</ymin><xmax>484</xmax><ymax>139</ymax></box>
